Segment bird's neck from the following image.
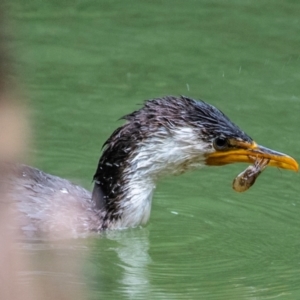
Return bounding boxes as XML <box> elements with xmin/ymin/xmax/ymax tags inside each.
<box><xmin>92</xmin><ymin>143</ymin><xmax>157</xmax><ymax>230</ymax></box>
<box><xmin>92</xmin><ymin>127</ymin><xmax>207</xmax><ymax>230</ymax></box>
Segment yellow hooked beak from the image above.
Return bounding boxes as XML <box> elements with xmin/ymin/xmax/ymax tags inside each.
<box><xmin>205</xmin><ymin>141</ymin><xmax>298</xmax><ymax>171</ymax></box>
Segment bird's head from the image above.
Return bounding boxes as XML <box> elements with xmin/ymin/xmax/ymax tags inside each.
<box><xmin>119</xmin><ymin>95</ymin><xmax>298</xmax><ymax>175</ymax></box>
<box><xmin>93</xmin><ymin>95</ymin><xmax>297</xmax><ymax>228</ymax></box>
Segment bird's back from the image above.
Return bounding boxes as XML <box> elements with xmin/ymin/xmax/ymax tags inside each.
<box><xmin>6</xmin><ymin>165</ymin><xmax>103</xmax><ymax>238</ymax></box>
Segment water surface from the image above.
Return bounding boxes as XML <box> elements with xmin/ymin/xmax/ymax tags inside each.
<box><xmin>11</xmin><ymin>0</ymin><xmax>300</xmax><ymax>299</ymax></box>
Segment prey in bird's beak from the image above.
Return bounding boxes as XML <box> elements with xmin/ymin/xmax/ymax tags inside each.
<box><xmin>205</xmin><ymin>138</ymin><xmax>298</xmax><ymax>172</ymax></box>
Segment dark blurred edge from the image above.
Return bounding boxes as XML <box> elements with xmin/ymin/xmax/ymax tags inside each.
<box><xmin>0</xmin><ymin>2</ymin><xmax>86</xmax><ymax>300</ymax></box>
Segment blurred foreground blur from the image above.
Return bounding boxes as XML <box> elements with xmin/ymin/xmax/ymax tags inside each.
<box><xmin>0</xmin><ymin>4</ymin><xmax>86</xmax><ymax>300</ymax></box>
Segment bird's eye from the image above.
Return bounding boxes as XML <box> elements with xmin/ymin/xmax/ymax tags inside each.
<box><xmin>213</xmin><ymin>137</ymin><xmax>229</xmax><ymax>150</ymax></box>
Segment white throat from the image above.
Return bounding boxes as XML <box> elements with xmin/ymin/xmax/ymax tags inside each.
<box><xmin>109</xmin><ymin>127</ymin><xmax>211</xmax><ymax>229</ymax></box>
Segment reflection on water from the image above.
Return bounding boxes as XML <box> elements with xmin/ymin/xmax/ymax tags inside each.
<box><xmin>88</xmin><ymin>228</ymin><xmax>182</xmax><ymax>300</ymax></box>
<box><xmin>106</xmin><ymin>229</ymin><xmax>152</xmax><ymax>299</ymax></box>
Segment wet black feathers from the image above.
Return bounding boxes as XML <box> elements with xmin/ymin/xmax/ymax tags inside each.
<box><xmin>92</xmin><ymin>95</ymin><xmax>252</xmax><ymax>224</ymax></box>
<box><xmin>122</xmin><ymin>95</ymin><xmax>251</xmax><ymax>141</ymax></box>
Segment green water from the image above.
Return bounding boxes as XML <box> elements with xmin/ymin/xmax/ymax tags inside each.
<box><xmin>10</xmin><ymin>0</ymin><xmax>300</xmax><ymax>299</ymax></box>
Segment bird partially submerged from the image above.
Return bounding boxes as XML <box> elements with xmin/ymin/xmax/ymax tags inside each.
<box><xmin>9</xmin><ymin>96</ymin><xmax>298</xmax><ymax>236</ymax></box>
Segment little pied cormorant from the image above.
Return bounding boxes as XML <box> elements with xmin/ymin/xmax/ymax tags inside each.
<box><xmin>9</xmin><ymin>96</ymin><xmax>298</xmax><ymax>236</ymax></box>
